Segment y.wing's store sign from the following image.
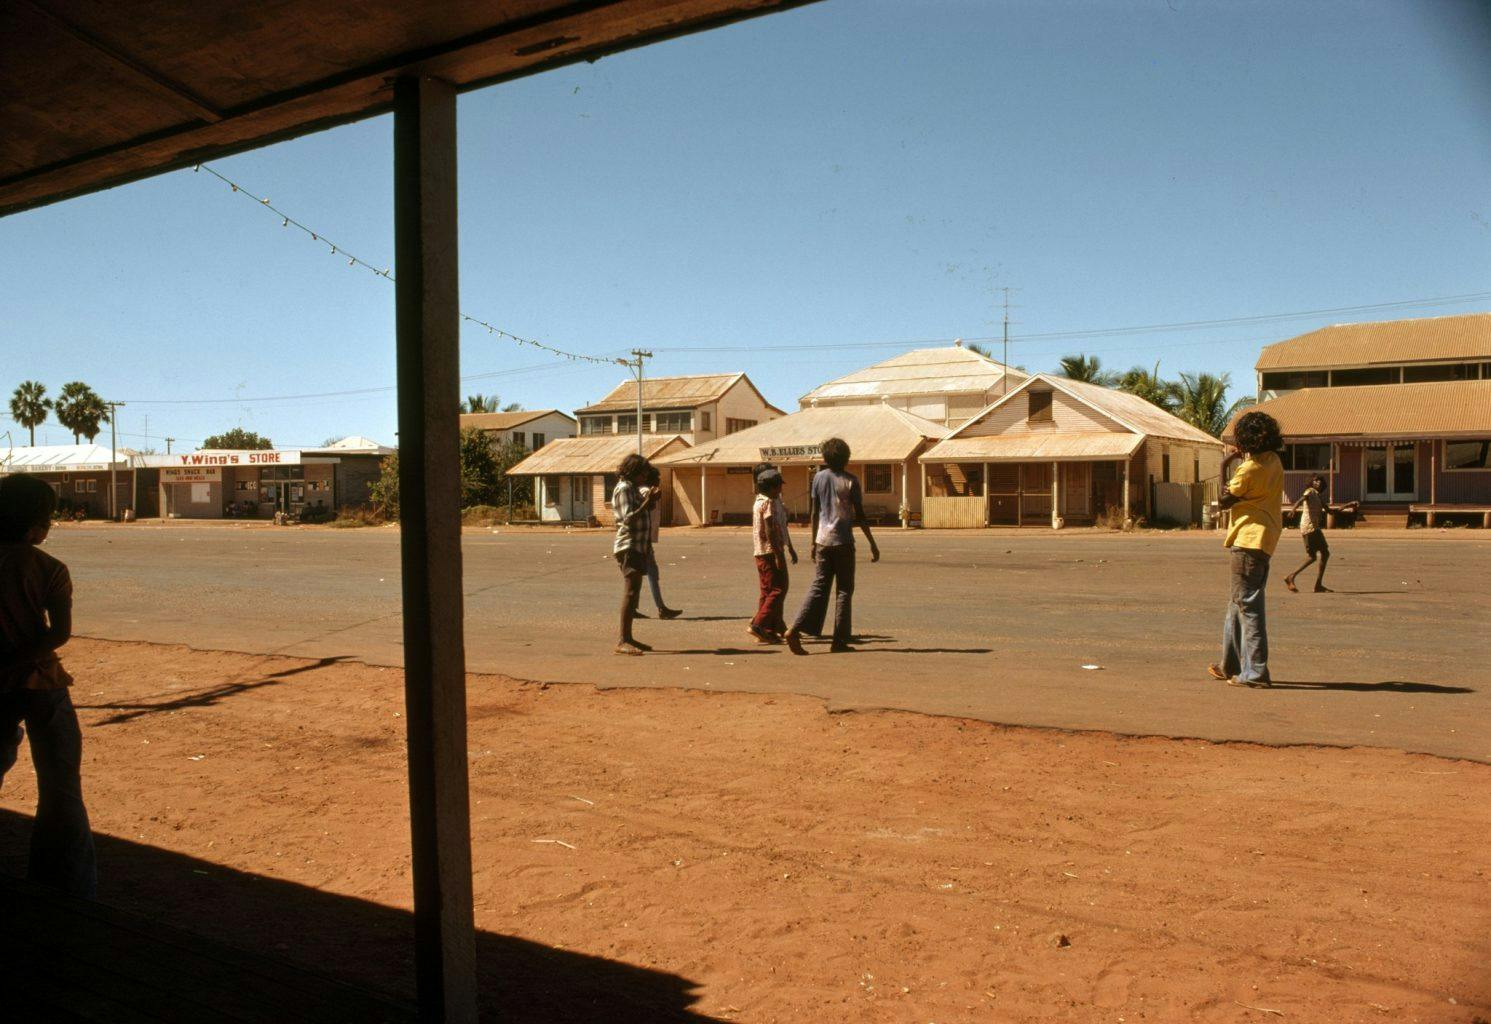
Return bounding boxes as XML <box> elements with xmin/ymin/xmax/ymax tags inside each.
<box><xmin>141</xmin><ymin>450</ymin><xmax>303</xmax><ymax>468</ymax></box>
<box><xmin>159</xmin><ymin>467</ymin><xmax>222</xmax><ymax>484</ymax></box>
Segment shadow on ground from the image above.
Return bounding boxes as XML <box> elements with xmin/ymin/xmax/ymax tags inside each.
<box><xmin>0</xmin><ymin>809</ymin><xmax>720</xmax><ymax>1023</ymax></box>
<box><xmin>1264</xmin><ymin>680</ymin><xmax>1474</xmax><ymax>694</ymax></box>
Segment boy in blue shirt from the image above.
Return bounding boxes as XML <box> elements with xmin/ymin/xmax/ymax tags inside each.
<box><xmin>785</xmin><ymin>438</ymin><xmax>879</xmax><ymax>655</ymax></box>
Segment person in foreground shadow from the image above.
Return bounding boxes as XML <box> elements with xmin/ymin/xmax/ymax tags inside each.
<box><xmin>1209</xmin><ymin>411</ymin><xmax>1284</xmax><ymax>688</ymax></box>
<box><xmin>785</xmin><ymin>438</ymin><xmax>879</xmax><ymax>655</ymax></box>
<box><xmin>0</xmin><ymin>474</ymin><xmax>97</xmax><ymax>897</ymax></box>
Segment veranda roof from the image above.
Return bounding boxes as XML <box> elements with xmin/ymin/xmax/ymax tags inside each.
<box><xmin>1224</xmin><ymin>379</ymin><xmax>1491</xmax><ymax>441</ymax></box>
<box><xmin>0</xmin><ymin>443</ymin><xmax>136</xmax><ymax>472</ymax></box>
<box><xmin>924</xmin><ymin>432</ymin><xmax>1143</xmax><ymax>463</ymax></box>
<box><xmin>655</xmin><ymin>404</ymin><xmax>948</xmax><ymax>466</ymax></box>
<box><xmin>507</xmin><ymin>434</ymin><xmax>687</xmax><ymax>476</ymax></box>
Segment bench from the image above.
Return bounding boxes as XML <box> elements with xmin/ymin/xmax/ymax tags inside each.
<box><xmin>1410</xmin><ymin>504</ymin><xmax>1491</xmax><ymax>528</ymax></box>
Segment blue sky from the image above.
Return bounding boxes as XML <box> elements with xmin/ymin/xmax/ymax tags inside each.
<box><xmin>3</xmin><ymin>0</ymin><xmax>1489</xmax><ymax>450</ymax></box>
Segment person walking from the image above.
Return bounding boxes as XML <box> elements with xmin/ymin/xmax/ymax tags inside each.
<box><xmin>1208</xmin><ymin>411</ymin><xmax>1285</xmax><ymax>688</ymax></box>
<box><xmin>637</xmin><ymin>465</ymin><xmax>682</xmax><ymax>620</ymax></box>
<box><xmin>785</xmin><ymin>438</ymin><xmax>879</xmax><ymax>655</ymax></box>
<box><xmin>1283</xmin><ymin>474</ymin><xmax>1357</xmax><ymax>593</ymax></box>
<box><xmin>611</xmin><ymin>454</ymin><xmax>658</xmax><ymax>655</ymax></box>
<box><xmin>748</xmin><ymin>464</ymin><xmax>796</xmax><ymax>644</ymax></box>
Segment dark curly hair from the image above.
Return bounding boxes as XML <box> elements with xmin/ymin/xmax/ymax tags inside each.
<box><xmin>0</xmin><ymin>474</ymin><xmax>58</xmax><ymax>542</ymax></box>
<box><xmin>618</xmin><ymin>453</ymin><xmax>651</xmax><ymax>481</ymax></box>
<box><xmin>1232</xmin><ymin>410</ymin><xmax>1283</xmax><ymax>456</ymax></box>
<box><xmin>820</xmin><ymin>437</ymin><xmax>851</xmax><ymax>471</ymax></box>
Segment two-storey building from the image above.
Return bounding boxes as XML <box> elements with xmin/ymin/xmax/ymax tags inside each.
<box><xmin>574</xmin><ymin>372</ymin><xmax>782</xmax><ymax>443</ymax></box>
<box><xmin>1234</xmin><ymin>313</ymin><xmax>1491</xmax><ymax>525</ymax></box>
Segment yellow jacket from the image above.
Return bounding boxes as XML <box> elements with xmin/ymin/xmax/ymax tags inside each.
<box><xmin>1224</xmin><ymin>451</ymin><xmax>1284</xmax><ymax>555</ymax></box>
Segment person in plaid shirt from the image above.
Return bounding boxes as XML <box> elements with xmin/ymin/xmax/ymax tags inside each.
<box><xmin>612</xmin><ymin>453</ymin><xmax>659</xmax><ymax>655</ymax></box>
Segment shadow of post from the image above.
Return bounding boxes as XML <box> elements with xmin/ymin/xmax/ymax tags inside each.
<box><xmin>0</xmin><ymin>809</ymin><xmax>721</xmax><ymax>1023</ymax></box>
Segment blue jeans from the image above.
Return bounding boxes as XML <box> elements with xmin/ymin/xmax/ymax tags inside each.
<box><xmin>0</xmin><ymin>688</ymin><xmax>97</xmax><ymax>898</ymax></box>
<box><xmin>1221</xmin><ymin>547</ymin><xmax>1271</xmax><ymax>684</ymax></box>
<box><xmin>645</xmin><ymin>549</ymin><xmax>667</xmax><ymax>611</ymax></box>
<box><xmin>793</xmin><ymin>544</ymin><xmax>856</xmax><ymax>646</ymax></box>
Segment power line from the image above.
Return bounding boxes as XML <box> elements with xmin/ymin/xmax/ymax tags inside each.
<box><xmin>194</xmin><ymin>163</ymin><xmax>623</xmax><ymax>368</ymax></box>
<box><xmin>652</xmin><ymin>289</ymin><xmax>1491</xmax><ymax>355</ymax></box>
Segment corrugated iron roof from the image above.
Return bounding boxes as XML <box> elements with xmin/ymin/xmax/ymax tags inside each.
<box><xmin>459</xmin><ymin>409</ymin><xmax>573</xmax><ymax>431</ymax></box>
<box><xmin>0</xmin><ymin>443</ymin><xmax>136</xmax><ymax>471</ymax></box>
<box><xmin>924</xmin><ymin>432</ymin><xmax>1144</xmax><ymax>463</ymax></box>
<box><xmin>507</xmin><ymin>435</ymin><xmax>687</xmax><ymax>476</ymax></box>
<box><xmin>1048</xmin><ymin>376</ymin><xmax>1224</xmax><ymax>445</ymax></box>
<box><xmin>304</xmin><ymin>436</ymin><xmax>395</xmax><ymax>456</ymax></box>
<box><xmin>1256</xmin><ymin>313</ymin><xmax>1491</xmax><ymax>370</ymax></box>
<box><xmin>799</xmin><ymin>346</ymin><xmax>1025</xmax><ymax>405</ymax></box>
<box><xmin>577</xmin><ymin>373</ymin><xmax>755</xmax><ymax>413</ymax></box>
<box><xmin>1224</xmin><ymin>379</ymin><xmax>1491</xmax><ymax>439</ymax></box>
<box><xmin>655</xmin><ymin>404</ymin><xmax>947</xmax><ymax>467</ymax></box>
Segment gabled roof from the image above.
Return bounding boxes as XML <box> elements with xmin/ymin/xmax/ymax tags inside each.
<box><xmin>1224</xmin><ymin>379</ymin><xmax>1491</xmax><ymax>440</ymax></box>
<box><xmin>0</xmin><ymin>443</ymin><xmax>138</xmax><ymax>471</ymax></box>
<box><xmin>923</xmin><ymin>373</ymin><xmax>1221</xmax><ymax>463</ymax></box>
<box><xmin>1256</xmin><ymin>313</ymin><xmax>1491</xmax><ymax>371</ymax></box>
<box><xmin>655</xmin><ymin>404</ymin><xmax>948</xmax><ymax>467</ymax></box>
<box><xmin>799</xmin><ymin>345</ymin><xmax>1025</xmax><ymax>406</ymax></box>
<box><xmin>459</xmin><ymin>409</ymin><xmax>574</xmax><ymax>431</ymax></box>
<box><xmin>507</xmin><ymin>434</ymin><xmax>687</xmax><ymax>476</ymax></box>
<box><xmin>576</xmin><ymin>373</ymin><xmax>783</xmax><ymax>416</ymax></box>
<box><xmin>303</xmin><ymin>436</ymin><xmax>395</xmax><ymax>456</ymax></box>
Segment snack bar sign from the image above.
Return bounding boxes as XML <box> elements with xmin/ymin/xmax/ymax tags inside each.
<box><xmin>160</xmin><ymin>467</ymin><xmax>221</xmax><ymax>484</ymax></box>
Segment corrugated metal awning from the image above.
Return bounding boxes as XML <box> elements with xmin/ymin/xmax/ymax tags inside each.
<box><xmin>923</xmin><ymin>432</ymin><xmax>1143</xmax><ymax>463</ymax></box>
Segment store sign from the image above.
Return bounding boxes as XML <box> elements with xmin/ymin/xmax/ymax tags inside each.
<box><xmin>160</xmin><ymin>467</ymin><xmax>222</xmax><ymax>484</ymax></box>
<box><xmin>759</xmin><ymin>444</ymin><xmax>822</xmax><ymax>462</ymax></box>
<box><xmin>140</xmin><ymin>450</ymin><xmax>302</xmax><ymax>468</ymax></box>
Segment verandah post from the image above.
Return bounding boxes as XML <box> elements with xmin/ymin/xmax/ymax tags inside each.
<box><xmin>394</xmin><ymin>74</ymin><xmax>479</xmax><ymax>1024</ymax></box>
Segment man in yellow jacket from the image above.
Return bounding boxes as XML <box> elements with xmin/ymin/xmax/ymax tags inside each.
<box><xmin>1209</xmin><ymin>411</ymin><xmax>1285</xmax><ymax>688</ymax></box>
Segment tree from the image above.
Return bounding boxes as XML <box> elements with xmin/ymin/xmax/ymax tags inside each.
<box><xmin>321</xmin><ymin>435</ymin><xmax>346</xmax><ymax>447</ymax></box>
<box><xmin>370</xmin><ymin>430</ymin><xmax>532</xmax><ymax>519</ymax></box>
<box><xmin>1168</xmin><ymin>371</ymin><xmax>1253</xmax><ymax>438</ymax></box>
<box><xmin>201</xmin><ymin>428</ymin><xmax>273</xmax><ymax>450</ymax></box>
<box><xmin>1057</xmin><ymin>354</ymin><xmax>1118</xmax><ymax>387</ymax></box>
<box><xmin>460</xmin><ymin>394</ymin><xmax>523</xmax><ymax>414</ymax></box>
<box><xmin>53</xmin><ymin>381</ymin><xmax>109</xmax><ymax>443</ymax></box>
<box><xmin>9</xmin><ymin>381</ymin><xmax>51</xmax><ymax>445</ymax></box>
<box><xmin>1116</xmin><ymin>362</ymin><xmax>1176</xmax><ymax>412</ymax></box>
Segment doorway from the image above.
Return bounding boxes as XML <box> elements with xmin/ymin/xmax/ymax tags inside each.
<box><xmin>1363</xmin><ymin>444</ymin><xmax>1416</xmax><ymax>501</ymax></box>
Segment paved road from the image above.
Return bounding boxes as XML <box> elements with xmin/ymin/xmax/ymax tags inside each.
<box><xmin>46</xmin><ymin>522</ymin><xmax>1491</xmax><ymax>761</ymax></box>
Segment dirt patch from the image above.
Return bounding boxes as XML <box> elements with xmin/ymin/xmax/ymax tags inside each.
<box><xmin>3</xmin><ymin>638</ymin><xmax>1488</xmax><ymax>1022</ymax></box>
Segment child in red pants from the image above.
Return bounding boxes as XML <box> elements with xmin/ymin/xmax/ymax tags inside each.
<box><xmin>748</xmin><ymin>464</ymin><xmax>796</xmax><ymax>643</ymax></box>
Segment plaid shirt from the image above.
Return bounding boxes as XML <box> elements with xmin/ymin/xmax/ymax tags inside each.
<box><xmin>612</xmin><ymin>479</ymin><xmax>649</xmax><ymax>556</ymax></box>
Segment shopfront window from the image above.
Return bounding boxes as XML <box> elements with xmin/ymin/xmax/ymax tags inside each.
<box><xmin>865</xmin><ymin>464</ymin><xmax>893</xmax><ymax>493</ymax></box>
<box><xmin>1445</xmin><ymin>439</ymin><xmax>1491</xmax><ymax>470</ymax></box>
<box><xmin>926</xmin><ymin>464</ymin><xmax>983</xmax><ymax>497</ymax></box>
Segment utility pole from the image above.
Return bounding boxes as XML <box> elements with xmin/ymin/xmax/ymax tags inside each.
<box><xmin>617</xmin><ymin>349</ymin><xmax>653</xmax><ymax>454</ymax></box>
<box><xmin>165</xmin><ymin>436</ymin><xmax>175</xmax><ymax>454</ymax></box>
<box><xmin>106</xmin><ymin>400</ymin><xmax>125</xmax><ymax>520</ymax></box>
<box><xmin>997</xmin><ymin>287</ymin><xmax>1019</xmax><ymax>395</ymax></box>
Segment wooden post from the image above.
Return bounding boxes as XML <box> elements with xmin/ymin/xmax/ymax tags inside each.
<box><xmin>1430</xmin><ymin>440</ymin><xmax>1438</xmax><ymax>506</ymax></box>
<box><xmin>1121</xmin><ymin>457</ymin><xmax>1130</xmax><ymax>525</ymax></box>
<box><xmin>1050</xmin><ymin>460</ymin><xmax>1061</xmax><ymax>529</ymax></box>
<box><xmin>394</xmin><ymin>75</ymin><xmax>478</xmax><ymax>1024</ymax></box>
<box><xmin>1016</xmin><ymin>464</ymin><xmax>1023</xmax><ymax>528</ymax></box>
<box><xmin>700</xmin><ymin>464</ymin><xmax>708</xmax><ymax>526</ymax></box>
<box><xmin>901</xmin><ymin>460</ymin><xmax>910</xmax><ymax>528</ymax></box>
<box><xmin>982</xmin><ymin>461</ymin><xmax>990</xmax><ymax>527</ymax></box>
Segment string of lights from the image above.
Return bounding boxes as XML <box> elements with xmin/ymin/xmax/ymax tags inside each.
<box><xmin>194</xmin><ymin>162</ymin><xmax>622</xmax><ymax>367</ymax></box>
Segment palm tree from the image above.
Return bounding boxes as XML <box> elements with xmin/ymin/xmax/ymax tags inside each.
<box><xmin>1168</xmin><ymin>371</ymin><xmax>1253</xmax><ymax>438</ymax></box>
<box><xmin>1057</xmin><ymin>354</ymin><xmax>1118</xmax><ymax>387</ymax></box>
<box><xmin>1116</xmin><ymin>362</ymin><xmax>1176</xmax><ymax>412</ymax></box>
<box><xmin>54</xmin><ymin>381</ymin><xmax>110</xmax><ymax>443</ymax></box>
<box><xmin>461</xmin><ymin>393</ymin><xmax>523</xmax><ymax>413</ymax></box>
<box><xmin>9</xmin><ymin>381</ymin><xmax>51</xmax><ymax>445</ymax></box>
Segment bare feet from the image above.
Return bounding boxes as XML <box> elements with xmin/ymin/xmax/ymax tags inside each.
<box><xmin>747</xmin><ymin>625</ymin><xmax>775</xmax><ymax>645</ymax></box>
<box><xmin>658</xmin><ymin>607</ymin><xmax>683</xmax><ymax>620</ymax></box>
<box><xmin>1314</xmin><ymin>584</ymin><xmax>1332</xmax><ymax>593</ymax></box>
<box><xmin>1206</xmin><ymin>664</ymin><xmax>1228</xmax><ymax>681</ymax></box>
<box><xmin>614</xmin><ymin>642</ymin><xmax>644</xmax><ymax>656</ymax></box>
<box><xmin>1284</xmin><ymin>577</ymin><xmax>1298</xmax><ymax>593</ymax></box>
<box><xmin>829</xmin><ymin>643</ymin><xmax>856</xmax><ymax>653</ymax></box>
<box><xmin>785</xmin><ymin>629</ymin><xmax>808</xmax><ymax>656</ymax></box>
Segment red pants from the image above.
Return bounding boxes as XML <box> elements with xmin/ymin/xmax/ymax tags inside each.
<box><xmin>752</xmin><ymin>555</ymin><xmax>789</xmax><ymax>634</ymax></box>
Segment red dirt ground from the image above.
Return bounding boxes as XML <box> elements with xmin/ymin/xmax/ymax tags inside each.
<box><xmin>3</xmin><ymin>638</ymin><xmax>1488</xmax><ymax>1022</ymax></box>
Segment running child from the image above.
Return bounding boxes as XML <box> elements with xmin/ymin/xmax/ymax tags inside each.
<box><xmin>1283</xmin><ymin>474</ymin><xmax>1357</xmax><ymax>593</ymax></box>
